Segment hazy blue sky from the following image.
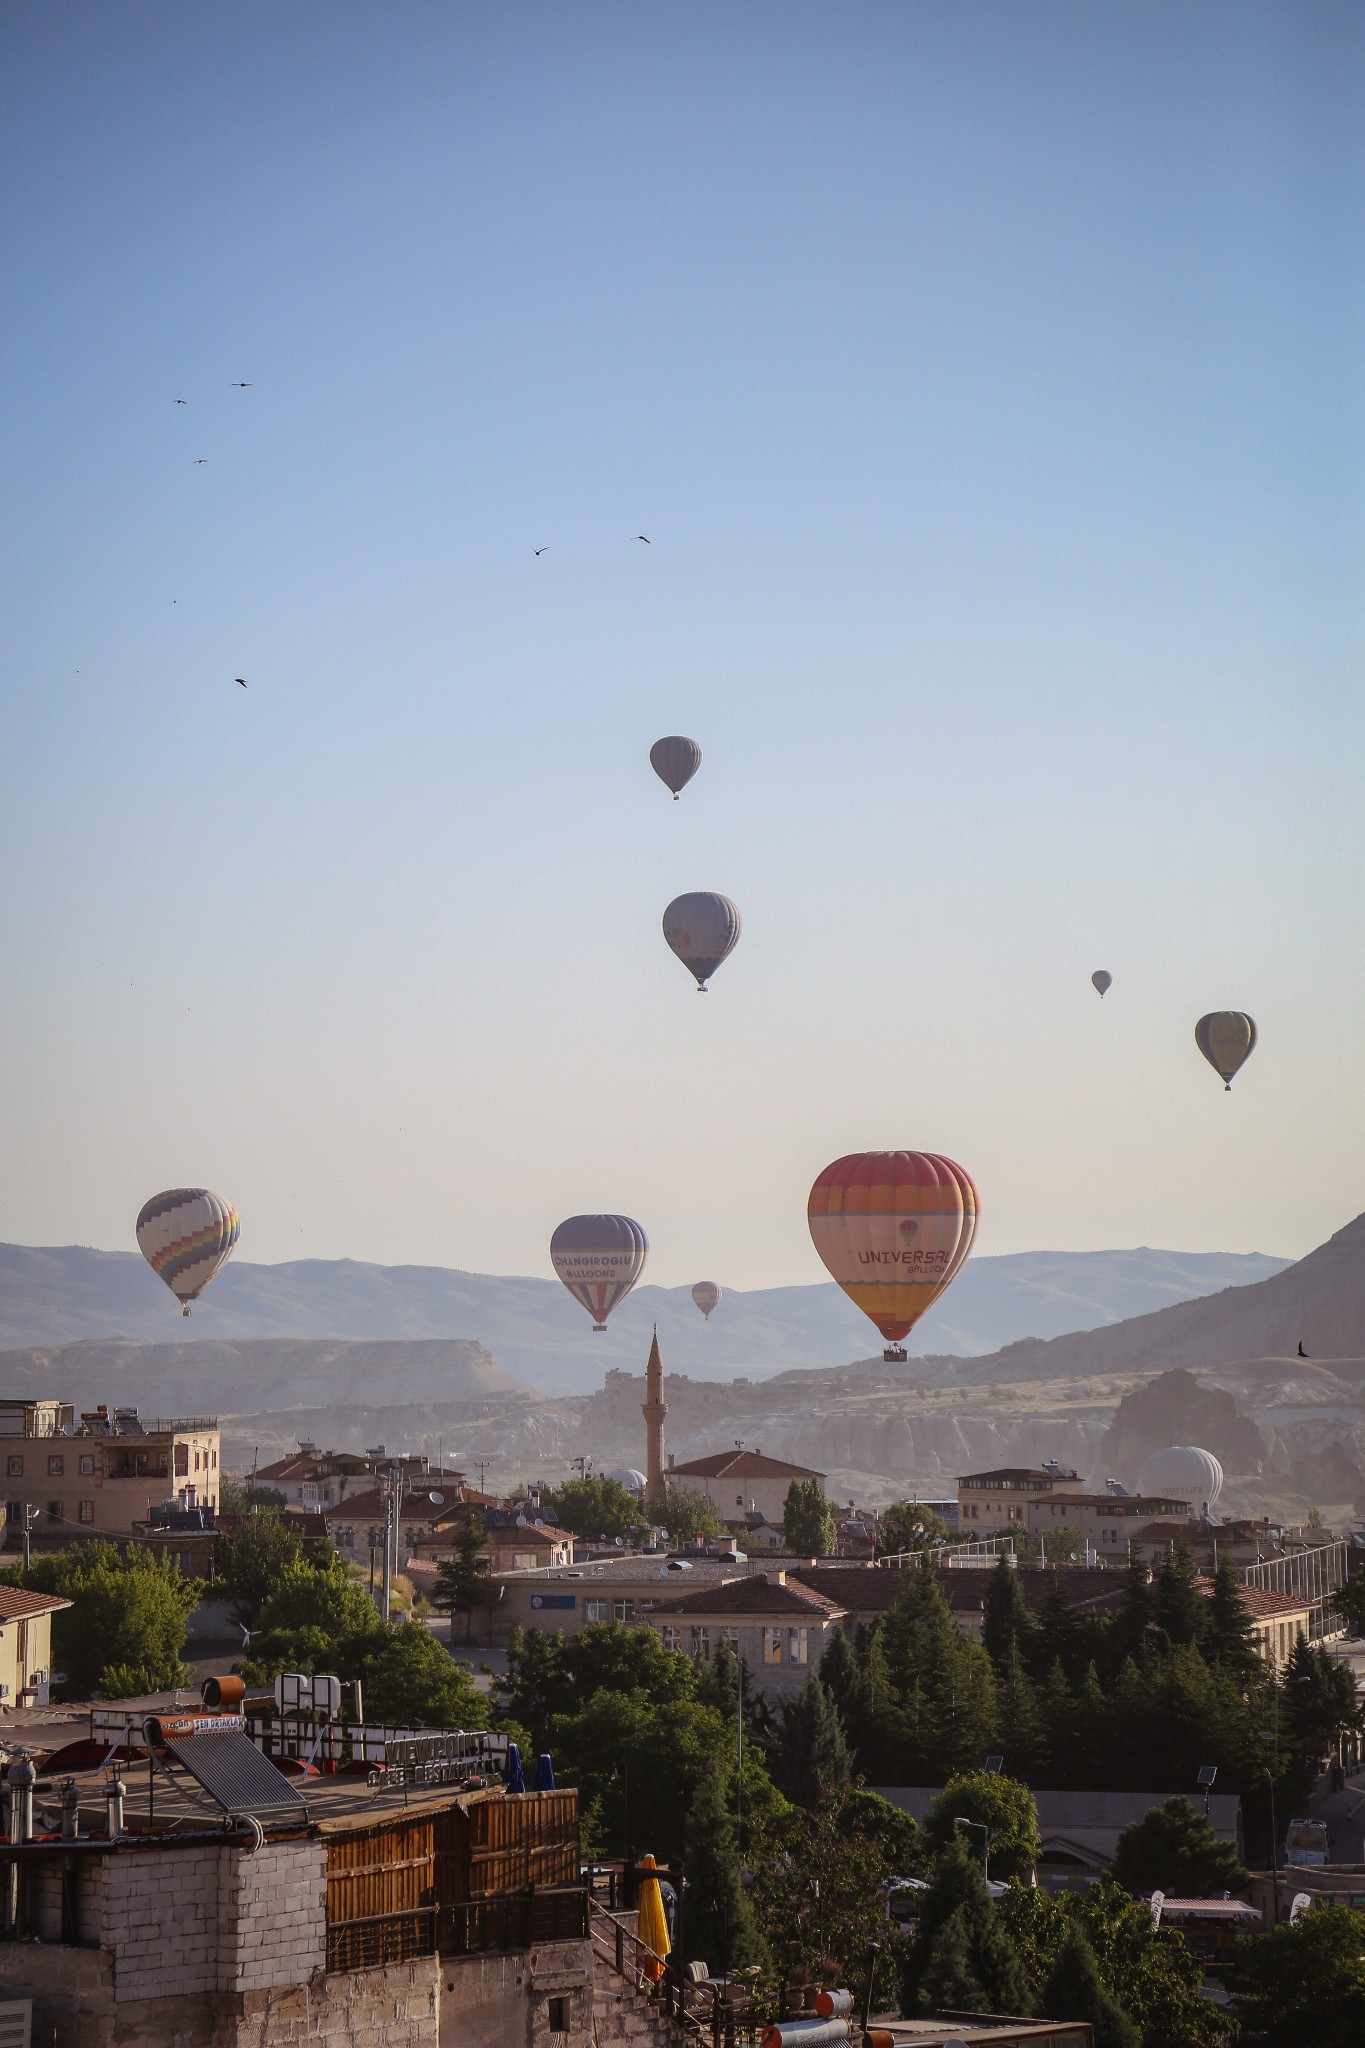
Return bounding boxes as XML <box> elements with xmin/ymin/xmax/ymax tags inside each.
<box><xmin>2</xmin><ymin>3</ymin><xmax>1362</xmax><ymax>1290</ymax></box>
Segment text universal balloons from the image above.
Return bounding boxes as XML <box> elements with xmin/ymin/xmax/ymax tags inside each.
<box><xmin>808</xmin><ymin>1152</ymin><xmax>979</xmax><ymax>1361</ymax></box>
<box><xmin>1195</xmin><ymin>1012</ymin><xmax>1258</xmax><ymax>1091</ymax></box>
<box><xmin>691</xmin><ymin>1280</ymin><xmax>722</xmax><ymax>1322</ymax></box>
<box><xmin>550</xmin><ymin>1215</ymin><xmax>648</xmax><ymax>1330</ymax></box>
<box><xmin>650</xmin><ymin>736</ymin><xmax>701</xmax><ymax>799</ymax></box>
<box><xmin>663</xmin><ymin>892</ymin><xmax>741</xmax><ymax>990</ymax></box>
<box><xmin>136</xmin><ymin>1188</ymin><xmax>239</xmax><ymax>1316</ymax></box>
<box><xmin>1092</xmin><ymin>970</ymin><xmax>1113</xmax><ymax>997</ymax></box>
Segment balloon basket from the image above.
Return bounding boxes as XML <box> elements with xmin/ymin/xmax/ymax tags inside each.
<box><xmin>883</xmin><ymin>1345</ymin><xmax>907</xmax><ymax>1363</ymax></box>
<box><xmin>593</xmin><ymin>1323</ymin><xmax>608</xmax><ymax>1332</ymax></box>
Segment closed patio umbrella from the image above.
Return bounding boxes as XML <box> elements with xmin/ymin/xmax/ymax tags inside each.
<box><xmin>532</xmin><ymin>1752</ymin><xmax>555</xmax><ymax>1791</ymax></box>
<box><xmin>502</xmin><ymin>1743</ymin><xmax>525</xmax><ymax>1794</ymax></box>
<box><xmin>635</xmin><ymin>1853</ymin><xmax>671</xmax><ymax>1986</ymax></box>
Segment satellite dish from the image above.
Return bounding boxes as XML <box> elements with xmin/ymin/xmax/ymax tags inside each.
<box><xmin>428</xmin><ymin>1492</ymin><xmax>445</xmax><ymax>1507</ymax></box>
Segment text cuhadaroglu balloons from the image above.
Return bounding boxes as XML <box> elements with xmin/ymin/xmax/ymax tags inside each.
<box><xmin>550</xmin><ymin>1215</ymin><xmax>649</xmax><ymax>1330</ymax></box>
<box><xmin>807</xmin><ymin>1152</ymin><xmax>979</xmax><ymax>1362</ymax></box>
<box><xmin>136</xmin><ymin>1188</ymin><xmax>239</xmax><ymax>1316</ymax></box>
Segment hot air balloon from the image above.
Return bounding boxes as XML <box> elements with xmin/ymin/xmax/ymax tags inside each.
<box><xmin>691</xmin><ymin>1280</ymin><xmax>722</xmax><ymax>1322</ymax></box>
<box><xmin>550</xmin><ymin>1215</ymin><xmax>648</xmax><ymax>1330</ymax></box>
<box><xmin>807</xmin><ymin>1152</ymin><xmax>979</xmax><ymax>1362</ymax></box>
<box><xmin>662</xmin><ymin>892</ymin><xmax>741</xmax><ymax>990</ymax></box>
<box><xmin>136</xmin><ymin>1188</ymin><xmax>239</xmax><ymax>1316</ymax></box>
<box><xmin>650</xmin><ymin>736</ymin><xmax>701</xmax><ymax>800</ymax></box>
<box><xmin>1195</xmin><ymin>1012</ymin><xmax>1257</xmax><ymax>1091</ymax></box>
<box><xmin>1092</xmin><ymin>970</ymin><xmax>1112</xmax><ymax>997</ymax></box>
<box><xmin>1138</xmin><ymin>1445</ymin><xmax>1223</xmax><ymax>1515</ymax></box>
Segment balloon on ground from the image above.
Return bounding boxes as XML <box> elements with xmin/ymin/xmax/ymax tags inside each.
<box><xmin>691</xmin><ymin>1280</ymin><xmax>722</xmax><ymax>1321</ymax></box>
<box><xmin>136</xmin><ymin>1188</ymin><xmax>240</xmax><ymax>1316</ymax></box>
<box><xmin>649</xmin><ymin>736</ymin><xmax>701</xmax><ymax>799</ymax></box>
<box><xmin>807</xmin><ymin>1151</ymin><xmax>979</xmax><ymax>1362</ymax></box>
<box><xmin>662</xmin><ymin>892</ymin><xmax>741</xmax><ymax>990</ymax></box>
<box><xmin>1138</xmin><ymin>1444</ymin><xmax>1224</xmax><ymax>1514</ymax></box>
<box><xmin>1195</xmin><ymin>1011</ymin><xmax>1257</xmax><ymax>1091</ymax></box>
<box><xmin>550</xmin><ymin>1214</ymin><xmax>649</xmax><ymax>1329</ymax></box>
<box><xmin>1091</xmin><ymin>970</ymin><xmax>1112</xmax><ymax>997</ymax></box>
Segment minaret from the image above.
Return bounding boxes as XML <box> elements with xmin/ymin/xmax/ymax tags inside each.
<box><xmin>642</xmin><ymin>1326</ymin><xmax>668</xmax><ymax>1510</ymax></box>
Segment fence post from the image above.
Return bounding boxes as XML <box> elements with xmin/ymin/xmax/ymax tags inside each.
<box><xmin>616</xmin><ymin>1921</ymin><xmax>625</xmax><ymax>1975</ymax></box>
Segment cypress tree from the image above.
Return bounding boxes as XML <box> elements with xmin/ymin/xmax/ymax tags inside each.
<box><xmin>1202</xmin><ymin>1554</ymin><xmax>1258</xmax><ymax>1676</ymax></box>
<box><xmin>981</xmin><ymin>1556</ymin><xmax>1033</xmax><ymax>1671</ymax></box>
<box><xmin>1041</xmin><ymin>1921</ymin><xmax>1140</xmax><ymax>2048</ymax></box>
<box><xmin>1153</xmin><ymin>1540</ymin><xmax>1201</xmax><ymax>1649</ymax></box>
<box><xmin>994</xmin><ymin>1646</ymin><xmax>1047</xmax><ymax>1783</ymax></box>
<box><xmin>683</xmin><ymin>1761</ymin><xmax>766</xmax><ymax>1977</ymax></box>
<box><xmin>773</xmin><ymin>1673</ymin><xmax>852</xmax><ymax>1806</ymax></box>
<box><xmin>903</xmin><ymin>1840</ymin><xmax>1030</xmax><ymax>2018</ymax></box>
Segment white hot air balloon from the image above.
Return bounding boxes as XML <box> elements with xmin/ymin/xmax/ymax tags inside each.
<box><xmin>136</xmin><ymin>1188</ymin><xmax>239</xmax><ymax>1316</ymax></box>
<box><xmin>691</xmin><ymin>1280</ymin><xmax>722</xmax><ymax>1322</ymax></box>
<box><xmin>1137</xmin><ymin>1445</ymin><xmax>1224</xmax><ymax>1517</ymax></box>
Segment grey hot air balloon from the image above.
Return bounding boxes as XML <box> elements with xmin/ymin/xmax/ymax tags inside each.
<box><xmin>1092</xmin><ymin>970</ymin><xmax>1113</xmax><ymax>997</ymax></box>
<box><xmin>662</xmin><ymin>892</ymin><xmax>741</xmax><ymax>991</ymax></box>
<box><xmin>650</xmin><ymin>736</ymin><xmax>701</xmax><ymax>800</ymax></box>
<box><xmin>1195</xmin><ymin>1011</ymin><xmax>1258</xmax><ymax>1091</ymax></box>
<box><xmin>691</xmin><ymin>1280</ymin><xmax>722</xmax><ymax>1322</ymax></box>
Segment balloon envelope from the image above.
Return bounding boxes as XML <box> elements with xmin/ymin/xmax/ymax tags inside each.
<box><xmin>650</xmin><ymin>736</ymin><xmax>701</xmax><ymax>799</ymax></box>
<box><xmin>1138</xmin><ymin>1444</ymin><xmax>1224</xmax><ymax>1513</ymax></box>
<box><xmin>1195</xmin><ymin>1011</ymin><xmax>1257</xmax><ymax>1090</ymax></box>
<box><xmin>550</xmin><ymin>1214</ymin><xmax>648</xmax><ymax>1329</ymax></box>
<box><xmin>808</xmin><ymin>1152</ymin><xmax>979</xmax><ymax>1352</ymax></box>
<box><xmin>662</xmin><ymin>892</ymin><xmax>741</xmax><ymax>989</ymax></box>
<box><xmin>691</xmin><ymin>1280</ymin><xmax>722</xmax><ymax>1321</ymax></box>
<box><xmin>136</xmin><ymin>1188</ymin><xmax>239</xmax><ymax>1316</ymax></box>
<box><xmin>1091</xmin><ymin>970</ymin><xmax>1112</xmax><ymax>997</ymax></box>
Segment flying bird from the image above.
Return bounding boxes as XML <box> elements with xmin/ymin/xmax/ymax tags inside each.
<box><xmin>174</xmin><ymin>398</ymin><xmax>187</xmax><ymax>405</ymax></box>
<box><xmin>534</xmin><ymin>547</ymin><xmax>549</xmax><ymax>555</ymax></box>
<box><xmin>193</xmin><ymin>458</ymin><xmax>208</xmax><ymax>464</ymax></box>
<box><xmin>635</xmin><ymin>535</ymin><xmax>651</xmax><ymax>543</ymax></box>
<box><xmin>230</xmin><ymin>382</ymin><xmax>252</xmax><ymax>388</ymax></box>
<box><xmin>235</xmin><ymin>677</ymin><xmax>248</xmax><ymax>688</ymax></box>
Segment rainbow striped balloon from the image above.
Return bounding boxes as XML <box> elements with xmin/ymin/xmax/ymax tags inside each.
<box><xmin>136</xmin><ymin>1188</ymin><xmax>239</xmax><ymax>1316</ymax></box>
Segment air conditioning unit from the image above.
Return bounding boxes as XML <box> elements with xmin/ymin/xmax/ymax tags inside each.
<box><xmin>0</xmin><ymin>1996</ymin><xmax>31</xmax><ymax>2048</ymax></box>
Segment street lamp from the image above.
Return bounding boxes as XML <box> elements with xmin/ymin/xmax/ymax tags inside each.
<box><xmin>1196</xmin><ymin>1763</ymin><xmax>1217</xmax><ymax>1819</ymax></box>
<box><xmin>984</xmin><ymin>1754</ymin><xmax>1005</xmax><ymax>1776</ymax></box>
<box><xmin>954</xmin><ymin>1817</ymin><xmax>999</xmax><ymax>1883</ymax></box>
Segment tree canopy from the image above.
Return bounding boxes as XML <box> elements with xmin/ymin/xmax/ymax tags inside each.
<box><xmin>782</xmin><ymin>1479</ymin><xmax>835</xmax><ymax>1557</ymax></box>
<box><xmin>923</xmin><ymin>1771</ymin><xmax>1041</xmax><ymax>1886</ymax></box>
<box><xmin>1111</xmin><ymin>1796</ymin><xmax>1248</xmax><ymax>1899</ymax></box>
<box><xmin>8</xmin><ymin>1544</ymin><xmax>200</xmax><ymax>1699</ymax></box>
<box><xmin>545</xmin><ymin>1475</ymin><xmax>645</xmax><ymax>1542</ymax></box>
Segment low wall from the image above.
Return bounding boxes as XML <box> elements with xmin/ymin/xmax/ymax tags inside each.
<box><xmin>439</xmin><ymin>1938</ymin><xmax>593</xmax><ymax>2048</ymax></box>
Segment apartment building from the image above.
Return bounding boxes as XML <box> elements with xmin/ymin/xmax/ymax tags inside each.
<box><xmin>2</xmin><ymin>1402</ymin><xmax>220</xmax><ymax>1543</ymax></box>
<box><xmin>0</xmin><ymin>1584</ymin><xmax>71</xmax><ymax>1711</ymax></box>
<box><xmin>664</xmin><ymin>1447</ymin><xmax>826</xmax><ymax>1527</ymax></box>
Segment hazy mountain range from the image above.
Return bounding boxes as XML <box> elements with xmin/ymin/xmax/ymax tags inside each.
<box><xmin>0</xmin><ymin>1241</ymin><xmax>1288</xmax><ymax>1397</ymax></box>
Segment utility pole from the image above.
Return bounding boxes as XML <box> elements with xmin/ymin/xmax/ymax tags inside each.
<box><xmin>572</xmin><ymin>1456</ymin><xmax>591</xmax><ymax>1481</ymax></box>
<box><xmin>476</xmin><ymin>1460</ymin><xmax>491</xmax><ymax>1495</ymax></box>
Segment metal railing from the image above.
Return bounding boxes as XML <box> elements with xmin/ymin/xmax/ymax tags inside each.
<box><xmin>877</xmin><ymin>1534</ymin><xmax>1017</xmax><ymax>1569</ymax></box>
<box><xmin>1241</xmin><ymin>1539</ymin><xmax>1351</xmax><ymax>1608</ymax></box>
<box><xmin>326</xmin><ymin>1906</ymin><xmax>436</xmax><ymax>1973</ymax></box>
<box><xmin>588</xmin><ymin>1899</ymin><xmax>709</xmax><ymax>2039</ymax></box>
<box><xmin>441</xmin><ymin>1885</ymin><xmax>588</xmax><ymax>1955</ymax></box>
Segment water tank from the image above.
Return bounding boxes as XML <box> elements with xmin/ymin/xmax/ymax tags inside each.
<box><xmin>1137</xmin><ymin>1445</ymin><xmax>1223</xmax><ymax>1513</ymax></box>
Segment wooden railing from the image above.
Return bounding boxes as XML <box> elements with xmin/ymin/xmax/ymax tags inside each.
<box><xmin>440</xmin><ymin>1885</ymin><xmax>588</xmax><ymax>1955</ymax></box>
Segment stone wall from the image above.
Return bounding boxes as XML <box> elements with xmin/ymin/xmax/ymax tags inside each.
<box><xmin>438</xmin><ymin>1939</ymin><xmax>594</xmax><ymax>2048</ymax></box>
<box><xmin>238</xmin><ymin>1958</ymin><xmax>440</xmax><ymax>2045</ymax></box>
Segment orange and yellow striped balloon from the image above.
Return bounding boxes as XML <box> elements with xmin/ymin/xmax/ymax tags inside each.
<box><xmin>808</xmin><ymin>1151</ymin><xmax>979</xmax><ymax>1352</ymax></box>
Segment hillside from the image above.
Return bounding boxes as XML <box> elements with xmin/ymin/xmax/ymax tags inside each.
<box><xmin>0</xmin><ymin>1241</ymin><xmax>1287</xmax><ymax>1395</ymax></box>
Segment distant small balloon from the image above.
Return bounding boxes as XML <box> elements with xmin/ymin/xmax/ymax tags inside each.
<box><xmin>691</xmin><ymin>1280</ymin><xmax>722</xmax><ymax>1322</ymax></box>
<box><xmin>1195</xmin><ymin>1012</ymin><xmax>1258</xmax><ymax>1091</ymax></box>
<box><xmin>650</xmin><ymin>736</ymin><xmax>701</xmax><ymax>800</ymax></box>
<box><xmin>663</xmin><ymin>892</ymin><xmax>741</xmax><ymax>990</ymax></box>
<box><xmin>1091</xmin><ymin>970</ymin><xmax>1112</xmax><ymax>997</ymax></box>
<box><xmin>550</xmin><ymin>1214</ymin><xmax>648</xmax><ymax>1330</ymax></box>
<box><xmin>136</xmin><ymin>1188</ymin><xmax>239</xmax><ymax>1316</ymax></box>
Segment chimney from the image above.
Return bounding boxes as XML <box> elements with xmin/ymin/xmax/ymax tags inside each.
<box><xmin>668</xmin><ymin>1453</ymin><xmax>675</xmax><ymax>1470</ymax></box>
<box><xmin>773</xmin><ymin>1571</ymin><xmax>786</xmax><ymax>1587</ymax></box>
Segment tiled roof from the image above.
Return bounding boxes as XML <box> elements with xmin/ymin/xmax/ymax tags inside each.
<box><xmin>652</xmin><ymin>1573</ymin><xmax>844</xmax><ymax>1619</ymax></box>
<box><xmin>667</xmin><ymin>1451</ymin><xmax>825</xmax><ymax>1482</ymax></box>
<box><xmin>0</xmin><ymin>1586</ymin><xmax>72</xmax><ymax>1621</ymax></box>
<box><xmin>1202</xmin><ymin>1580</ymin><xmax>1315</xmax><ymax>1619</ymax></box>
<box><xmin>488</xmin><ymin>1521</ymin><xmax>569</xmax><ymax>1546</ymax></box>
<box><xmin>789</xmin><ymin>1564</ymin><xmax>1129</xmax><ymax>1618</ymax></box>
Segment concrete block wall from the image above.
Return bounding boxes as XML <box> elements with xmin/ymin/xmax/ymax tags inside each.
<box><xmin>222</xmin><ymin>1837</ymin><xmax>327</xmax><ymax>1993</ymax></box>
<box><xmin>102</xmin><ymin>1842</ymin><xmax>226</xmax><ymax>2002</ymax></box>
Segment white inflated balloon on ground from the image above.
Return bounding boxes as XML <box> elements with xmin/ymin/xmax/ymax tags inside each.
<box><xmin>1138</xmin><ymin>1444</ymin><xmax>1223</xmax><ymax>1513</ymax></box>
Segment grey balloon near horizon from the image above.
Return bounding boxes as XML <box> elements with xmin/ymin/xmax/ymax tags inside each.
<box><xmin>662</xmin><ymin>892</ymin><xmax>742</xmax><ymax>990</ymax></box>
<box><xmin>649</xmin><ymin>735</ymin><xmax>701</xmax><ymax>799</ymax></box>
<box><xmin>691</xmin><ymin>1280</ymin><xmax>722</xmax><ymax>1321</ymax></box>
<box><xmin>1092</xmin><ymin>970</ymin><xmax>1112</xmax><ymax>997</ymax></box>
<box><xmin>1195</xmin><ymin>1011</ymin><xmax>1258</xmax><ymax>1091</ymax></box>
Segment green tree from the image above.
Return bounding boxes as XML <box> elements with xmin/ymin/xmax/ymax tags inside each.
<box><xmin>994</xmin><ymin>1647</ymin><xmax>1048</xmax><ymax>1782</ymax></box>
<box><xmin>1227</xmin><ymin>1901</ymin><xmax>1365</xmax><ymax>2047</ymax></box>
<box><xmin>922</xmin><ymin>1771</ymin><xmax>1041</xmax><ymax>1886</ymax></box>
<box><xmin>1037</xmin><ymin>1523</ymin><xmax>1086</xmax><ymax>1564</ymax></box>
<box><xmin>772</xmin><ymin>1673</ymin><xmax>852</xmax><ymax>1806</ymax></box>
<box><xmin>1201</xmin><ymin>1554</ymin><xmax>1259</xmax><ymax>1676</ymax></box>
<box><xmin>359</xmin><ymin>1621</ymin><xmax>489</xmax><ymax>1728</ymax></box>
<box><xmin>683</xmin><ymin>1760</ymin><xmax>767</xmax><ymax>1977</ymax></box>
<box><xmin>1282</xmin><ymin>1633</ymin><xmax>1360</xmax><ymax>1763</ymax></box>
<box><xmin>242</xmin><ymin>1551</ymin><xmax>382</xmax><ymax>1675</ymax></box>
<box><xmin>1330</xmin><ymin>1568</ymin><xmax>1365</xmax><ymax>1638</ymax></box>
<box><xmin>1041</xmin><ymin>1922</ymin><xmax>1140</xmax><ymax>2048</ymax></box>
<box><xmin>1153</xmin><ymin>1541</ymin><xmax>1202</xmax><ymax>1650</ymax></box>
<box><xmin>431</xmin><ymin>1512</ymin><xmax>492</xmax><ymax>1642</ymax></box>
<box><xmin>902</xmin><ymin>1838</ymin><xmax>1030</xmax><ymax>2018</ymax></box>
<box><xmin>981</xmin><ymin>1555</ymin><xmax>1033</xmax><ymax>1669</ymax></box>
<box><xmin>751</xmin><ymin>1792</ymin><xmax>905</xmax><ymax>2011</ymax></box>
<box><xmin>1003</xmin><ymin>1877</ymin><xmax>1228</xmax><ymax>2048</ymax></box>
<box><xmin>9</xmin><ymin>1544</ymin><xmax>200</xmax><ymax>1699</ymax></box>
<box><xmin>1111</xmin><ymin>1796</ymin><xmax>1248</xmax><ymax>1898</ymax></box>
<box><xmin>878</xmin><ymin>1500</ymin><xmax>948</xmax><ymax>1556</ymax></box>
<box><xmin>657</xmin><ymin>1484</ymin><xmax>725</xmax><ymax>1545</ymax></box>
<box><xmin>782</xmin><ymin>1479</ymin><xmax>835</xmax><ymax>1557</ymax></box>
<box><xmin>503</xmin><ymin>1619</ymin><xmax>699</xmax><ymax>1751</ymax></box>
<box><xmin>218</xmin><ymin>1475</ymin><xmax>289</xmax><ymax>1514</ymax></box>
<box><xmin>214</xmin><ymin>1507</ymin><xmax>308</xmax><ymax>1628</ymax></box>
<box><xmin>880</xmin><ymin>1564</ymin><xmax>998</xmax><ymax>1782</ymax></box>
<box><xmin>546</xmin><ymin>1475</ymin><xmax>645</xmax><ymax>1543</ymax></box>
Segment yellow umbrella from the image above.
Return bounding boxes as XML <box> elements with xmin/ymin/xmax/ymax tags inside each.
<box><xmin>635</xmin><ymin>1854</ymin><xmax>671</xmax><ymax>1985</ymax></box>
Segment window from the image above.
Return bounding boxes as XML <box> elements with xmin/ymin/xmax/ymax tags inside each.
<box><xmin>736</xmin><ymin>1493</ymin><xmax>744</xmax><ymax>1506</ymax></box>
<box><xmin>79</xmin><ymin>1455</ymin><xmax>95</xmax><ymax>1477</ymax></box>
<box><xmin>612</xmin><ymin>1600</ymin><xmax>635</xmax><ymax>1623</ymax></box>
<box><xmin>513</xmin><ymin>1552</ymin><xmax>537</xmax><ymax>1570</ymax></box>
<box><xmin>691</xmin><ymin>1627</ymin><xmax>710</xmax><ymax>1657</ymax></box>
<box><xmin>46</xmin><ymin>1501</ymin><xmax>63</xmax><ymax>1523</ymax></box>
<box><xmin>763</xmin><ymin>1628</ymin><xmax>783</xmax><ymax>1665</ymax></box>
<box><xmin>79</xmin><ymin>1500</ymin><xmax>94</xmax><ymax>1524</ymax></box>
<box><xmin>720</xmin><ymin>1626</ymin><xmax>740</xmax><ymax>1646</ymax></box>
<box><xmin>547</xmin><ymin>1995</ymin><xmax>569</xmax><ymax>2035</ymax></box>
<box><xmin>788</xmin><ymin>1628</ymin><xmax>808</xmax><ymax>1665</ymax></box>
<box><xmin>586</xmin><ymin>1600</ymin><xmax>607</xmax><ymax>1622</ymax></box>
<box><xmin>212</xmin><ymin>1450</ymin><xmax>218</xmax><ymax>1469</ymax></box>
<box><xmin>660</xmin><ymin>1625</ymin><xmax>682</xmax><ymax>1651</ymax></box>
<box><xmin>6</xmin><ymin>1456</ymin><xmax>21</xmax><ymax>1478</ymax></box>
<box><xmin>47</xmin><ymin>1454</ymin><xmax>64</xmax><ymax>1478</ymax></box>
<box><xmin>194</xmin><ymin>1450</ymin><xmax>201</xmax><ymax>1471</ymax></box>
